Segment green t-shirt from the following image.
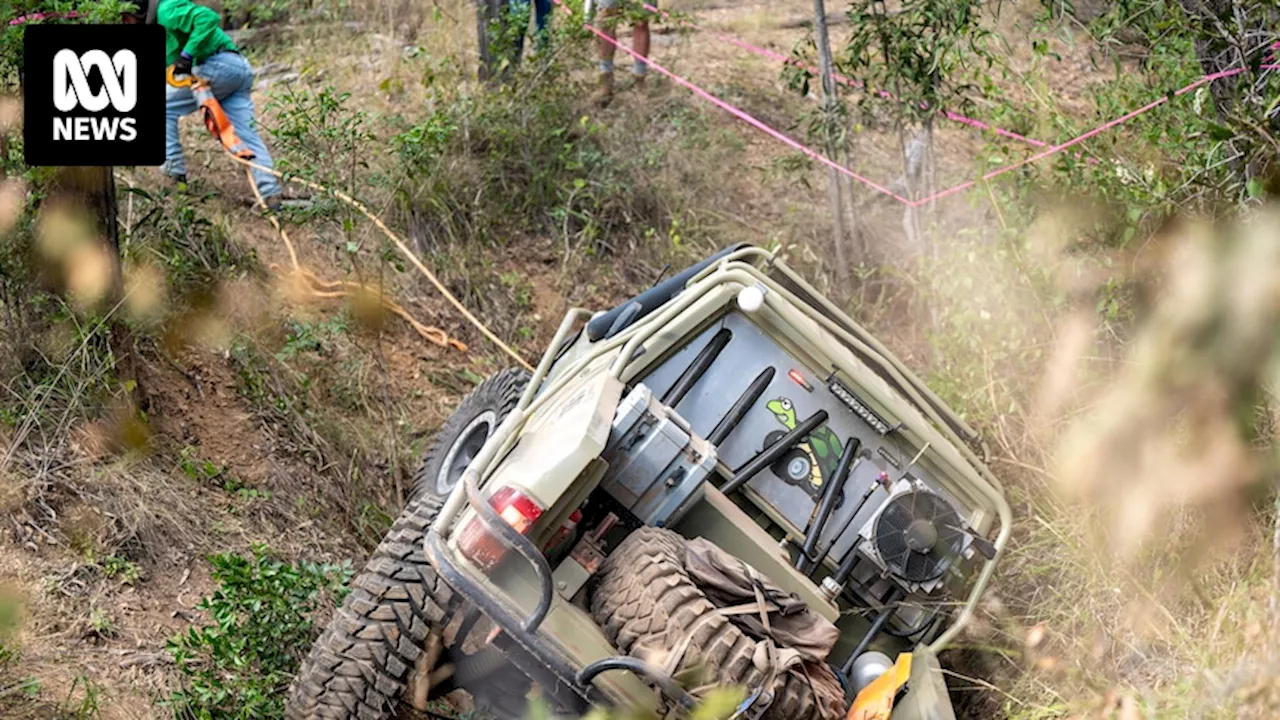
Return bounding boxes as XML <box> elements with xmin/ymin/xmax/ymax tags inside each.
<box><xmin>156</xmin><ymin>0</ymin><xmax>238</xmax><ymax>65</ymax></box>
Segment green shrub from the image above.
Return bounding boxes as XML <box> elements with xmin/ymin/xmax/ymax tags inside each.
<box><xmin>165</xmin><ymin>544</ymin><xmax>352</xmax><ymax>719</ymax></box>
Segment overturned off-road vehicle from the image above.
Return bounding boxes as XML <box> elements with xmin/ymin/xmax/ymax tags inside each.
<box><xmin>287</xmin><ymin>245</ymin><xmax>1010</xmax><ymax>720</ymax></box>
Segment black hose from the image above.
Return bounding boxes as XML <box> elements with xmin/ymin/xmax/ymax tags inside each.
<box><xmin>830</xmin><ymin>546</ymin><xmax>860</xmax><ymax>590</ymax></box>
<box><xmin>841</xmin><ymin>587</ymin><xmax>905</xmax><ymax>678</ymax></box>
<box><xmin>821</xmin><ymin>480</ymin><xmax>884</xmax><ymax>584</ymax></box>
<box><xmin>796</xmin><ymin>436</ymin><xmax>859</xmax><ymax>574</ymax></box>
<box><xmin>662</xmin><ymin>327</ymin><xmax>732</xmax><ymax>407</ymax></box>
<box><xmin>720</xmin><ymin>410</ymin><xmax>829</xmax><ymax>495</ymax></box>
<box><xmin>707</xmin><ymin>366</ymin><xmax>776</xmax><ymax>446</ymax></box>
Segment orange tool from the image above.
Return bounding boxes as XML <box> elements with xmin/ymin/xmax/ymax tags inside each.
<box><xmin>847</xmin><ymin>653</ymin><xmax>913</xmax><ymax>720</ymax></box>
<box><xmin>166</xmin><ymin>65</ymin><xmax>256</xmax><ymax>160</ymax></box>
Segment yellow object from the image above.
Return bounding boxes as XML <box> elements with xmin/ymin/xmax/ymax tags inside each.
<box><xmin>166</xmin><ymin>65</ymin><xmax>256</xmax><ymax>160</ymax></box>
<box><xmin>847</xmin><ymin>653</ymin><xmax>913</xmax><ymax>720</ymax></box>
<box><xmin>166</xmin><ymin>65</ymin><xmax>194</xmax><ymax>88</ymax></box>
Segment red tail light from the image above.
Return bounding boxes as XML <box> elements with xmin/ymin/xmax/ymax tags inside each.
<box><xmin>457</xmin><ymin>486</ymin><xmax>544</xmax><ymax>570</ymax></box>
<box><xmin>543</xmin><ymin>509</ymin><xmax>583</xmax><ymax>555</ymax></box>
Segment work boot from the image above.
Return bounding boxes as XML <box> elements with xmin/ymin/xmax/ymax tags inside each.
<box><xmin>629</xmin><ymin>73</ymin><xmax>647</xmax><ymax>92</ymax></box>
<box><xmin>262</xmin><ymin>192</ymin><xmax>314</xmax><ymax>212</ymax></box>
<box><xmin>594</xmin><ymin>72</ymin><xmax>615</xmax><ymax>108</ymax></box>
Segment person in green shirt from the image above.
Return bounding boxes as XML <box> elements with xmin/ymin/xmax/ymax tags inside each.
<box><xmin>127</xmin><ymin>0</ymin><xmax>297</xmax><ymax>209</ymax></box>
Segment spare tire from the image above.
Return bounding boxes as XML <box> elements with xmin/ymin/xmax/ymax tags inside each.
<box><xmin>590</xmin><ymin>528</ymin><xmax>847</xmax><ymax>720</ymax></box>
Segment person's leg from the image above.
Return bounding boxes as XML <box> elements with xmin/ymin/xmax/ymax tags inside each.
<box><xmin>595</xmin><ymin>0</ymin><xmax>620</xmax><ymax>106</ymax></box>
<box><xmin>508</xmin><ymin>0</ymin><xmax>531</xmax><ymax>65</ymax></box>
<box><xmin>200</xmin><ymin>53</ymin><xmax>281</xmax><ymax>200</ymax></box>
<box><xmin>630</xmin><ymin>18</ymin><xmax>651</xmax><ymax>88</ymax></box>
<box><xmin>164</xmin><ymin>86</ymin><xmax>199</xmax><ymax>184</ymax></box>
<box><xmin>533</xmin><ymin>0</ymin><xmax>552</xmax><ymax>50</ymax></box>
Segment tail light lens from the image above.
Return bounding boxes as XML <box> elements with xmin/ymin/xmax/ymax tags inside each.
<box><xmin>457</xmin><ymin>486</ymin><xmax>544</xmax><ymax>571</ymax></box>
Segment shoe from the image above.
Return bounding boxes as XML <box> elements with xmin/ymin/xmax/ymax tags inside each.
<box><xmin>630</xmin><ymin>74</ymin><xmax>647</xmax><ymax>91</ymax></box>
<box><xmin>594</xmin><ymin>72</ymin><xmax>615</xmax><ymax>108</ymax></box>
<box><xmin>261</xmin><ymin>193</ymin><xmax>314</xmax><ymax>212</ymax></box>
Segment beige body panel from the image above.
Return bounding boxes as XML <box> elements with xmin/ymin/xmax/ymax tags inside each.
<box><xmin>459</xmin><ymin>545</ymin><xmax>663</xmax><ymax>712</ymax></box>
<box><xmin>485</xmin><ymin>361</ymin><xmax>624</xmax><ymax>509</ymax></box>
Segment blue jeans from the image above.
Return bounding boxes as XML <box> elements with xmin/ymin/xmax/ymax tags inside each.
<box><xmin>511</xmin><ymin>0</ymin><xmax>553</xmax><ymax>54</ymax></box>
<box><xmin>164</xmin><ymin>51</ymin><xmax>280</xmax><ymax>198</ymax></box>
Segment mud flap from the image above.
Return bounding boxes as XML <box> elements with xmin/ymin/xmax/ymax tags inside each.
<box><xmin>846</xmin><ymin>647</ymin><xmax>955</xmax><ymax>720</ymax></box>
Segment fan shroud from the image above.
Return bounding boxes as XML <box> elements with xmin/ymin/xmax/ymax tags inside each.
<box><xmin>865</xmin><ymin>485</ymin><xmax>967</xmax><ymax>586</ymax></box>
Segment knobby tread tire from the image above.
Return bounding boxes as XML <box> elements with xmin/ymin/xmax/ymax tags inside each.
<box><xmin>285</xmin><ymin>493</ymin><xmax>455</xmax><ymax>719</ymax></box>
<box><xmin>590</xmin><ymin>528</ymin><xmax>847</xmax><ymax>720</ymax></box>
<box><xmin>411</xmin><ymin>367</ymin><xmax>530</xmax><ymax>503</ymax></box>
<box><xmin>286</xmin><ymin>368</ymin><xmax>530</xmax><ymax>719</ymax></box>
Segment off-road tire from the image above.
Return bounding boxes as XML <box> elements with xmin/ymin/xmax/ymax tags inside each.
<box><xmin>411</xmin><ymin>367</ymin><xmax>530</xmax><ymax>503</ymax></box>
<box><xmin>285</xmin><ymin>369</ymin><xmax>530</xmax><ymax>719</ymax></box>
<box><xmin>285</xmin><ymin>493</ymin><xmax>457</xmax><ymax>718</ymax></box>
<box><xmin>590</xmin><ymin>528</ymin><xmax>847</xmax><ymax>720</ymax></box>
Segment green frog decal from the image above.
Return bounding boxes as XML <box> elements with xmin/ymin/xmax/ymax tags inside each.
<box><xmin>765</xmin><ymin>397</ymin><xmax>844</xmax><ymax>499</ymax></box>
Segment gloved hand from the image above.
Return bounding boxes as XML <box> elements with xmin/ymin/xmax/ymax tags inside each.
<box><xmin>173</xmin><ymin>51</ymin><xmax>193</xmax><ymax>77</ymax></box>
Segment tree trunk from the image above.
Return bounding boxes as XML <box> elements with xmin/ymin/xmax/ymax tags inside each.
<box><xmin>475</xmin><ymin>0</ymin><xmax>510</xmax><ymax>81</ymax></box>
<box><xmin>54</xmin><ymin>167</ymin><xmax>143</xmax><ymax>407</ymax></box>
<box><xmin>812</xmin><ymin>0</ymin><xmax>850</xmax><ymax>282</ymax></box>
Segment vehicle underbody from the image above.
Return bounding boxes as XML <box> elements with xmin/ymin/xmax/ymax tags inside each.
<box><xmin>289</xmin><ymin>244</ymin><xmax>1011</xmax><ymax>720</ymax></box>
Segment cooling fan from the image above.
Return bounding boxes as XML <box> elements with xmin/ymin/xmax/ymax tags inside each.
<box><xmin>871</xmin><ymin>488</ymin><xmax>966</xmax><ymax>584</ymax></box>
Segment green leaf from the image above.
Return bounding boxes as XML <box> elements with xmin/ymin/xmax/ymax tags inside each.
<box><xmin>1206</xmin><ymin>122</ymin><xmax>1235</xmax><ymax>142</ymax></box>
<box><xmin>1247</xmin><ymin>177</ymin><xmax>1265</xmax><ymax>199</ymax></box>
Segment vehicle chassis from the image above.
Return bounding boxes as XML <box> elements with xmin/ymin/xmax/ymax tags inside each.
<box><xmin>424</xmin><ymin>246</ymin><xmax>1012</xmax><ymax>716</ymax></box>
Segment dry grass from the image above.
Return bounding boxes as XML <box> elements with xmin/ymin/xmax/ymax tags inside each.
<box><xmin>887</xmin><ymin>205</ymin><xmax>1280</xmax><ymax>718</ymax></box>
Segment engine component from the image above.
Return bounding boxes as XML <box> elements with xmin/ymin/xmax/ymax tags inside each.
<box><xmin>860</xmin><ymin>480</ymin><xmax>967</xmax><ymax>590</ymax></box>
<box><xmin>552</xmin><ymin>513</ymin><xmax>615</xmax><ymax>601</ymax></box>
<box><xmin>841</xmin><ymin>587</ymin><xmax>904</xmax><ymax>685</ymax></box>
<box><xmin>847</xmin><ymin>651</ymin><xmax>894</xmax><ymax>695</ymax></box>
<box><xmin>601</xmin><ymin>384</ymin><xmax>717</xmax><ymax>528</ymax></box>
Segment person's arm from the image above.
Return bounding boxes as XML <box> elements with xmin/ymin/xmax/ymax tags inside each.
<box><xmin>155</xmin><ymin>0</ymin><xmax>224</xmax><ymax>62</ymax></box>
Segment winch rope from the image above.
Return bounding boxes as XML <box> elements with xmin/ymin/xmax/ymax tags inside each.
<box><xmin>232</xmin><ymin>155</ymin><xmax>534</xmax><ymax>371</ymax></box>
<box><xmin>241</xmin><ymin>166</ymin><xmax>469</xmax><ymax>352</ymax></box>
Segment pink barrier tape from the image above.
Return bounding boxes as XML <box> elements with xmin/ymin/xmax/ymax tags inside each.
<box><xmin>913</xmin><ymin>68</ymin><xmax>1248</xmax><ymax>207</ymax></box>
<box><xmin>581</xmin><ymin>19</ymin><xmax>914</xmax><ymax>203</ymax></box>
<box><xmin>640</xmin><ymin>2</ymin><xmax>1054</xmax><ymax>150</ymax></box>
<box><xmin>577</xmin><ymin>1</ymin><xmax>1274</xmax><ymax>208</ymax></box>
<box><xmin>8</xmin><ymin>11</ymin><xmax>78</xmax><ymax>25</ymax></box>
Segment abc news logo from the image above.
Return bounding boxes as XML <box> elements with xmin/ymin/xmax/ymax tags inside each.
<box><xmin>24</xmin><ymin>24</ymin><xmax>164</xmax><ymax>167</ymax></box>
<box><xmin>53</xmin><ymin>49</ymin><xmax>139</xmax><ymax>141</ymax></box>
